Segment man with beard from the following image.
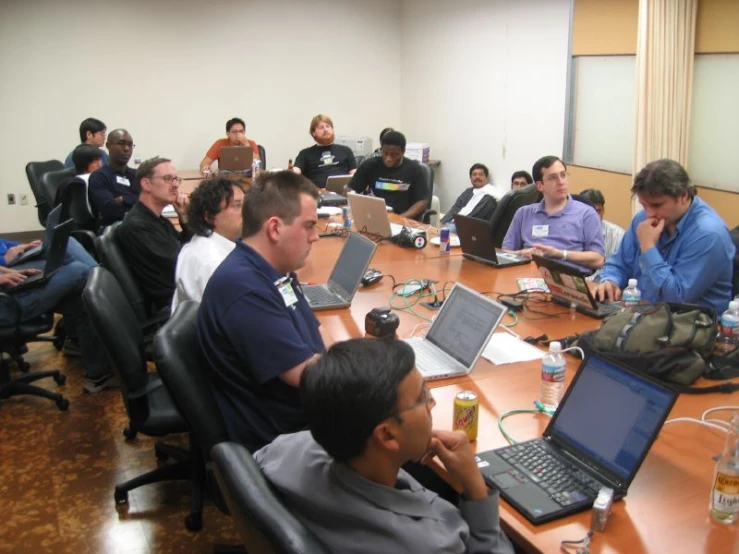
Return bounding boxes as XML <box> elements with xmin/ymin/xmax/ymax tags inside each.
<box><xmin>116</xmin><ymin>157</ymin><xmax>191</xmax><ymax>310</ymax></box>
<box><xmin>293</xmin><ymin>114</ymin><xmax>357</xmax><ymax>188</ymax></box>
<box><xmin>88</xmin><ymin>129</ymin><xmax>140</xmax><ymax>227</ymax></box>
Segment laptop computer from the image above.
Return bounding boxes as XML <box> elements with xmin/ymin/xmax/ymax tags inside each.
<box><xmin>302</xmin><ymin>232</ymin><xmax>378</xmax><ymax>311</ymax></box>
<box><xmin>476</xmin><ymin>353</ymin><xmax>678</xmax><ymax>525</ymax></box>
<box><xmin>404</xmin><ymin>283</ymin><xmax>506</xmax><ymax>380</ymax></box>
<box><xmin>325</xmin><ymin>175</ymin><xmax>352</xmax><ymax>195</ymax></box>
<box><xmin>7</xmin><ymin>204</ymin><xmax>63</xmax><ymax>267</ymax></box>
<box><xmin>219</xmin><ymin>146</ymin><xmax>253</xmax><ymax>172</ymax></box>
<box><xmin>4</xmin><ymin>219</ymin><xmax>73</xmax><ymax>294</ymax></box>
<box><xmin>454</xmin><ymin>214</ymin><xmax>531</xmax><ymax>269</ymax></box>
<box><xmin>319</xmin><ymin>190</ymin><xmax>348</xmax><ymax>207</ymax></box>
<box><xmin>533</xmin><ymin>254</ymin><xmax>620</xmax><ymax>319</ymax></box>
<box><xmin>347</xmin><ymin>193</ymin><xmax>403</xmax><ymax>238</ymax></box>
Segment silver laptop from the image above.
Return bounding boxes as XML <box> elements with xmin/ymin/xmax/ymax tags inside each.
<box><xmin>404</xmin><ymin>283</ymin><xmax>506</xmax><ymax>380</ymax></box>
<box><xmin>302</xmin><ymin>232</ymin><xmax>377</xmax><ymax>311</ymax></box>
<box><xmin>8</xmin><ymin>204</ymin><xmax>63</xmax><ymax>267</ymax></box>
<box><xmin>347</xmin><ymin>193</ymin><xmax>403</xmax><ymax>237</ymax></box>
<box><xmin>325</xmin><ymin>175</ymin><xmax>352</xmax><ymax>195</ymax></box>
<box><xmin>219</xmin><ymin>146</ymin><xmax>253</xmax><ymax>172</ymax></box>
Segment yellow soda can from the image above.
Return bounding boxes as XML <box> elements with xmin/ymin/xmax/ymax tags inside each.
<box><xmin>453</xmin><ymin>391</ymin><xmax>479</xmax><ymax>442</ymax></box>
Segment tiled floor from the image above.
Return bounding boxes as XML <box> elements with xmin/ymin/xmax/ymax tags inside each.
<box><xmin>0</xmin><ymin>339</ymin><xmax>240</xmax><ymax>553</ymax></box>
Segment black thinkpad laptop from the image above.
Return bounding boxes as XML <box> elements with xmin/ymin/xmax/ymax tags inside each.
<box><xmin>7</xmin><ymin>204</ymin><xmax>63</xmax><ymax>267</ymax></box>
<box><xmin>454</xmin><ymin>214</ymin><xmax>530</xmax><ymax>268</ymax></box>
<box><xmin>476</xmin><ymin>353</ymin><xmax>678</xmax><ymax>525</ymax></box>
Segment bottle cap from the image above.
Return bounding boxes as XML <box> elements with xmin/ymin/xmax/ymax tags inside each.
<box><xmin>729</xmin><ymin>300</ymin><xmax>739</xmax><ymax>311</ymax></box>
<box><xmin>549</xmin><ymin>341</ymin><xmax>562</xmax><ymax>353</ymax></box>
<box><xmin>628</xmin><ymin>278</ymin><xmax>637</xmax><ymax>288</ymax></box>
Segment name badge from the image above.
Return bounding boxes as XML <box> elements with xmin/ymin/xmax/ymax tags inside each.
<box><xmin>116</xmin><ymin>176</ymin><xmax>131</xmax><ymax>187</ymax></box>
<box><xmin>532</xmin><ymin>225</ymin><xmax>549</xmax><ymax>238</ymax></box>
<box><xmin>278</xmin><ymin>281</ymin><xmax>299</xmax><ymax>308</ymax></box>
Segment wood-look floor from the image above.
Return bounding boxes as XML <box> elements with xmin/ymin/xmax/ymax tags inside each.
<box><xmin>0</xmin><ymin>338</ymin><xmax>240</xmax><ymax>553</ymax></box>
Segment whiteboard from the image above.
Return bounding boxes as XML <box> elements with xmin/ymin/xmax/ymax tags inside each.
<box><xmin>688</xmin><ymin>54</ymin><xmax>739</xmax><ymax>193</ymax></box>
<box><xmin>571</xmin><ymin>56</ymin><xmax>636</xmax><ymax>174</ymax></box>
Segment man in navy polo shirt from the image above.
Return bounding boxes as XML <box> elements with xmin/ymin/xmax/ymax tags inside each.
<box><xmin>197</xmin><ymin>170</ymin><xmax>324</xmax><ymax>451</ymax></box>
<box><xmin>502</xmin><ymin>155</ymin><xmax>604</xmax><ymax>270</ymax></box>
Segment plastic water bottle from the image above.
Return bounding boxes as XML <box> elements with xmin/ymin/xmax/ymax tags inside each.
<box><xmin>621</xmin><ymin>278</ymin><xmax>641</xmax><ymax>308</ymax></box>
<box><xmin>540</xmin><ymin>341</ymin><xmax>566</xmax><ymax>411</ymax></box>
<box><xmin>710</xmin><ymin>412</ymin><xmax>739</xmax><ymax>524</ymax></box>
<box><xmin>715</xmin><ymin>301</ymin><xmax>739</xmax><ymax>354</ymax></box>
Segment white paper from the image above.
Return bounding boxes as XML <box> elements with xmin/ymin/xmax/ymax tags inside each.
<box><xmin>318</xmin><ymin>206</ymin><xmax>342</xmax><ymax>216</ymax></box>
<box><xmin>482</xmin><ymin>332</ymin><xmax>546</xmax><ymax>365</ymax></box>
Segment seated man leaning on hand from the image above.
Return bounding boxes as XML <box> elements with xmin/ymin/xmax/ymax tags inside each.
<box><xmin>594</xmin><ymin>158</ymin><xmax>734</xmax><ymax>314</ymax></box>
<box><xmin>502</xmin><ymin>155</ymin><xmax>604</xmax><ymax>270</ymax></box>
<box><xmin>198</xmin><ymin>170</ymin><xmax>325</xmax><ymax>451</ymax></box>
<box><xmin>255</xmin><ymin>338</ymin><xmax>514</xmax><ymax>554</ymax></box>
<box><xmin>171</xmin><ymin>176</ymin><xmax>243</xmax><ymax>312</ymax></box>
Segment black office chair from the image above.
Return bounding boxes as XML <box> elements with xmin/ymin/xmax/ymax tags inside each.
<box><xmin>418</xmin><ymin>162</ymin><xmax>437</xmax><ymax>224</ymax></box>
<box><xmin>25</xmin><ymin>160</ymin><xmax>64</xmax><ymax>226</ymax></box>
<box><xmin>56</xmin><ymin>177</ymin><xmax>99</xmax><ymax>258</ymax></box>
<box><xmin>82</xmin><ymin>267</ymin><xmax>199</xmax><ymax>526</ymax></box>
<box><xmin>489</xmin><ymin>183</ymin><xmax>543</xmax><ymax>248</ymax></box>
<box><xmin>0</xmin><ymin>294</ymin><xmax>68</xmax><ymax>410</ymax></box>
<box><xmin>212</xmin><ymin>442</ymin><xmax>330</xmax><ymax>554</ymax></box>
<box><xmin>354</xmin><ymin>155</ymin><xmax>365</xmax><ymax>167</ymax></box>
<box><xmin>258</xmin><ymin>144</ymin><xmax>266</xmax><ymax>169</ymax></box>
<box><xmin>731</xmin><ymin>226</ymin><xmax>739</xmax><ymax>298</ymax></box>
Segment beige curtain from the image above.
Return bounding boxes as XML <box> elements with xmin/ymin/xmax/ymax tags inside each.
<box><xmin>633</xmin><ymin>0</ymin><xmax>697</xmax><ymax>213</ymax></box>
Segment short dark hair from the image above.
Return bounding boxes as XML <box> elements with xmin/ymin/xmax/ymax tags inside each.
<box><xmin>469</xmin><ymin>163</ymin><xmax>489</xmax><ymax>178</ymax></box>
<box><xmin>379</xmin><ymin>127</ymin><xmax>394</xmax><ymax>142</ymax></box>
<box><xmin>578</xmin><ymin>188</ymin><xmax>605</xmax><ymax>206</ymax></box>
<box><xmin>631</xmin><ymin>158</ymin><xmax>695</xmax><ymax>199</ymax></box>
<box><xmin>242</xmin><ymin>170</ymin><xmax>319</xmax><ymax>238</ymax></box>
<box><xmin>532</xmin><ymin>156</ymin><xmax>566</xmax><ymax>183</ymax></box>
<box><xmin>187</xmin><ymin>177</ymin><xmax>239</xmax><ymax>237</ymax></box>
<box><xmin>301</xmin><ymin>339</ymin><xmax>416</xmax><ymax>463</ymax></box>
<box><xmin>71</xmin><ymin>144</ymin><xmax>103</xmax><ymax>175</ymax></box>
<box><xmin>226</xmin><ymin>118</ymin><xmax>245</xmax><ymax>132</ymax></box>
<box><xmin>136</xmin><ymin>156</ymin><xmax>171</xmax><ymax>187</ymax></box>
<box><xmin>511</xmin><ymin>170</ymin><xmax>533</xmax><ymax>185</ymax></box>
<box><xmin>78</xmin><ymin>118</ymin><xmax>106</xmax><ymax>143</ymax></box>
<box><xmin>381</xmin><ymin>130</ymin><xmax>406</xmax><ymax>151</ymax></box>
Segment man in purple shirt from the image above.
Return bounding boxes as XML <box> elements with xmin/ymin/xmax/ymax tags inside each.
<box><xmin>502</xmin><ymin>156</ymin><xmax>604</xmax><ymax>270</ymax></box>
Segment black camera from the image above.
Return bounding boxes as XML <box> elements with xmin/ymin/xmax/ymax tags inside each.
<box><xmin>365</xmin><ymin>307</ymin><xmax>400</xmax><ymax>339</ymax></box>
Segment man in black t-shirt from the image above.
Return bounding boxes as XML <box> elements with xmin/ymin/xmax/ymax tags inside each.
<box><xmin>293</xmin><ymin>114</ymin><xmax>357</xmax><ymax>188</ymax></box>
<box><xmin>347</xmin><ymin>131</ymin><xmax>429</xmax><ymax>220</ymax></box>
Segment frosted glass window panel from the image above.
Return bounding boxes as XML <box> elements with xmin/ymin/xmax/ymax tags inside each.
<box><xmin>688</xmin><ymin>54</ymin><xmax>739</xmax><ymax>193</ymax></box>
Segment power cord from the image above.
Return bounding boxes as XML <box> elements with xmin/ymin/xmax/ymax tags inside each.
<box><xmin>498</xmin><ymin>402</ymin><xmax>555</xmax><ymax>445</ymax></box>
<box><xmin>560</xmin><ymin>531</ymin><xmax>593</xmax><ymax>554</ymax></box>
<box><xmin>664</xmin><ymin>406</ymin><xmax>738</xmax><ymax>434</ymax></box>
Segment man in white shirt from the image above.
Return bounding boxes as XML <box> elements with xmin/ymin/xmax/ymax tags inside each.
<box><xmin>578</xmin><ymin>188</ymin><xmax>625</xmax><ymax>259</ymax></box>
<box><xmin>172</xmin><ymin>177</ymin><xmax>244</xmax><ymax>312</ymax></box>
<box><xmin>440</xmin><ymin>163</ymin><xmax>501</xmax><ymax>232</ymax></box>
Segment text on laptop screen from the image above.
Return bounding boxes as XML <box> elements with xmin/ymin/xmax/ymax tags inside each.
<box><xmin>550</xmin><ymin>356</ymin><xmax>675</xmax><ymax>482</ymax></box>
<box><xmin>329</xmin><ymin>233</ymin><xmax>375</xmax><ymax>297</ymax></box>
<box><xmin>425</xmin><ymin>286</ymin><xmax>505</xmax><ymax>368</ymax></box>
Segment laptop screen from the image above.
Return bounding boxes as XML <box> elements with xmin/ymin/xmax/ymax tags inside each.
<box><xmin>328</xmin><ymin>232</ymin><xmax>376</xmax><ymax>298</ymax></box>
<box><xmin>548</xmin><ymin>355</ymin><xmax>676</xmax><ymax>483</ymax></box>
<box><xmin>425</xmin><ymin>285</ymin><xmax>506</xmax><ymax>368</ymax></box>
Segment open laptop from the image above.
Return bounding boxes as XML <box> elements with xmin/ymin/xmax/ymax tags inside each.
<box><xmin>454</xmin><ymin>214</ymin><xmax>531</xmax><ymax>269</ymax></box>
<box><xmin>7</xmin><ymin>204</ymin><xmax>63</xmax><ymax>267</ymax></box>
<box><xmin>533</xmin><ymin>254</ymin><xmax>620</xmax><ymax>318</ymax></box>
<box><xmin>319</xmin><ymin>190</ymin><xmax>348</xmax><ymax>207</ymax></box>
<box><xmin>325</xmin><ymin>175</ymin><xmax>352</xmax><ymax>195</ymax></box>
<box><xmin>302</xmin><ymin>232</ymin><xmax>377</xmax><ymax>311</ymax></box>
<box><xmin>476</xmin><ymin>353</ymin><xmax>678</xmax><ymax>525</ymax></box>
<box><xmin>4</xmin><ymin>219</ymin><xmax>73</xmax><ymax>294</ymax></box>
<box><xmin>219</xmin><ymin>146</ymin><xmax>253</xmax><ymax>172</ymax></box>
<box><xmin>404</xmin><ymin>283</ymin><xmax>506</xmax><ymax>380</ymax></box>
<box><xmin>347</xmin><ymin>193</ymin><xmax>403</xmax><ymax>238</ymax></box>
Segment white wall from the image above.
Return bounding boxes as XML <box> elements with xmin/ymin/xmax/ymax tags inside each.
<box><xmin>400</xmin><ymin>0</ymin><xmax>571</xmax><ymax>209</ymax></box>
<box><xmin>0</xmin><ymin>0</ymin><xmax>402</xmax><ymax>233</ymax></box>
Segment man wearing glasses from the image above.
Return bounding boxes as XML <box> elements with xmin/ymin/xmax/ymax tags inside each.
<box><xmin>117</xmin><ymin>157</ymin><xmax>191</xmax><ymax>310</ymax></box>
<box><xmin>88</xmin><ymin>129</ymin><xmax>140</xmax><ymax>227</ymax></box>
<box><xmin>502</xmin><ymin>155</ymin><xmax>604</xmax><ymax>270</ymax></box>
<box><xmin>199</xmin><ymin>117</ymin><xmax>261</xmax><ymax>175</ymax></box>
<box><xmin>255</xmin><ymin>338</ymin><xmax>514</xmax><ymax>554</ymax></box>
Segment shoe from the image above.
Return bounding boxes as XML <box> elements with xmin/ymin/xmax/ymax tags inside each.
<box><xmin>63</xmin><ymin>338</ymin><xmax>82</xmax><ymax>357</ymax></box>
<box><xmin>83</xmin><ymin>373</ymin><xmax>119</xmax><ymax>394</ymax></box>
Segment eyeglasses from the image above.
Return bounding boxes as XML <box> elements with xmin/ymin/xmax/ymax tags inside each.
<box><xmin>113</xmin><ymin>140</ymin><xmax>135</xmax><ymax>148</ymax></box>
<box><xmin>155</xmin><ymin>174</ymin><xmax>182</xmax><ymax>184</ymax></box>
<box><xmin>394</xmin><ymin>384</ymin><xmax>434</xmax><ymax>416</ymax></box>
<box><xmin>229</xmin><ymin>129</ymin><xmax>246</xmax><ymax>135</ymax></box>
<box><xmin>543</xmin><ymin>171</ymin><xmax>569</xmax><ymax>184</ymax></box>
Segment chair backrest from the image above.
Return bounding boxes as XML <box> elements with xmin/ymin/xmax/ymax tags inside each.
<box><xmin>154</xmin><ymin>301</ymin><xmax>228</xmax><ymax>456</ymax></box>
<box><xmin>418</xmin><ymin>162</ymin><xmax>435</xmax><ymax>223</ymax></box>
<box><xmin>489</xmin><ymin>183</ymin><xmax>543</xmax><ymax>248</ymax></box>
<box><xmin>354</xmin><ymin>155</ymin><xmax>365</xmax><ymax>167</ymax></box>
<box><xmin>59</xmin><ymin>178</ymin><xmax>96</xmax><ymax>232</ymax></box>
<box><xmin>211</xmin><ymin>442</ymin><xmax>330</xmax><ymax>554</ymax></box>
<box><xmin>95</xmin><ymin>223</ymin><xmax>150</xmax><ymax>322</ymax></box>
<box><xmin>25</xmin><ymin>160</ymin><xmax>64</xmax><ymax>226</ymax></box>
<box><xmin>258</xmin><ymin>144</ymin><xmax>266</xmax><ymax>169</ymax></box>
<box><xmin>82</xmin><ymin>267</ymin><xmax>149</xmax><ymax>419</ymax></box>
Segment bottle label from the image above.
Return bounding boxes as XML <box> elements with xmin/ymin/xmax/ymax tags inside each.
<box><xmin>712</xmin><ymin>472</ymin><xmax>739</xmax><ymax>513</ymax></box>
<box><xmin>622</xmin><ymin>292</ymin><xmax>640</xmax><ymax>306</ymax></box>
<box><xmin>719</xmin><ymin>315</ymin><xmax>739</xmax><ymax>337</ymax></box>
<box><xmin>541</xmin><ymin>363</ymin><xmax>565</xmax><ymax>383</ymax></box>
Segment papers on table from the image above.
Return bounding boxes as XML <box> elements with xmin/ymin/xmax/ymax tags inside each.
<box><xmin>318</xmin><ymin>206</ymin><xmax>342</xmax><ymax>217</ymax></box>
<box><xmin>482</xmin><ymin>332</ymin><xmax>546</xmax><ymax>365</ymax></box>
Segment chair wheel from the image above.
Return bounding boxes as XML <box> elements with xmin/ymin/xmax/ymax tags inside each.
<box><xmin>54</xmin><ymin>373</ymin><xmax>66</xmax><ymax>385</ymax></box>
<box><xmin>123</xmin><ymin>427</ymin><xmax>137</xmax><ymax>441</ymax></box>
<box><xmin>185</xmin><ymin>512</ymin><xmax>202</xmax><ymax>532</ymax></box>
<box><xmin>114</xmin><ymin>488</ymin><xmax>129</xmax><ymax>504</ymax></box>
<box><xmin>56</xmin><ymin>397</ymin><xmax>70</xmax><ymax>411</ymax></box>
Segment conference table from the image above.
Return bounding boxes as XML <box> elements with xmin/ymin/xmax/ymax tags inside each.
<box><xmin>295</xmin><ymin>223</ymin><xmax>738</xmax><ymax>554</ymax></box>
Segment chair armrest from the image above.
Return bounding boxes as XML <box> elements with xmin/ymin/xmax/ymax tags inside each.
<box><xmin>0</xmin><ymin>292</ymin><xmax>21</xmax><ymax>326</ymax></box>
<box><xmin>128</xmin><ymin>377</ymin><xmax>165</xmax><ymax>399</ymax></box>
<box><xmin>420</xmin><ymin>209</ymin><xmax>438</xmax><ymax>225</ymax></box>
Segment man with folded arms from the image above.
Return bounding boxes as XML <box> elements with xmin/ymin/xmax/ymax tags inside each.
<box><xmin>502</xmin><ymin>155</ymin><xmax>604</xmax><ymax>270</ymax></box>
<box><xmin>255</xmin><ymin>338</ymin><xmax>514</xmax><ymax>554</ymax></box>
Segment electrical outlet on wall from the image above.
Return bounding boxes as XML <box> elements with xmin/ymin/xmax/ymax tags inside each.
<box><xmin>19</xmin><ymin>194</ymin><xmax>28</xmax><ymax>205</ymax></box>
<box><xmin>7</xmin><ymin>193</ymin><xmax>15</xmax><ymax>205</ymax></box>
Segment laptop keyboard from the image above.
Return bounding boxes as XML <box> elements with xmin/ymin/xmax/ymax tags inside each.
<box><xmin>498</xmin><ymin>441</ymin><xmax>602</xmax><ymax>507</ymax></box>
<box><xmin>303</xmin><ymin>286</ymin><xmax>340</xmax><ymax>306</ymax></box>
<box><xmin>412</xmin><ymin>340</ymin><xmax>465</xmax><ymax>375</ymax></box>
